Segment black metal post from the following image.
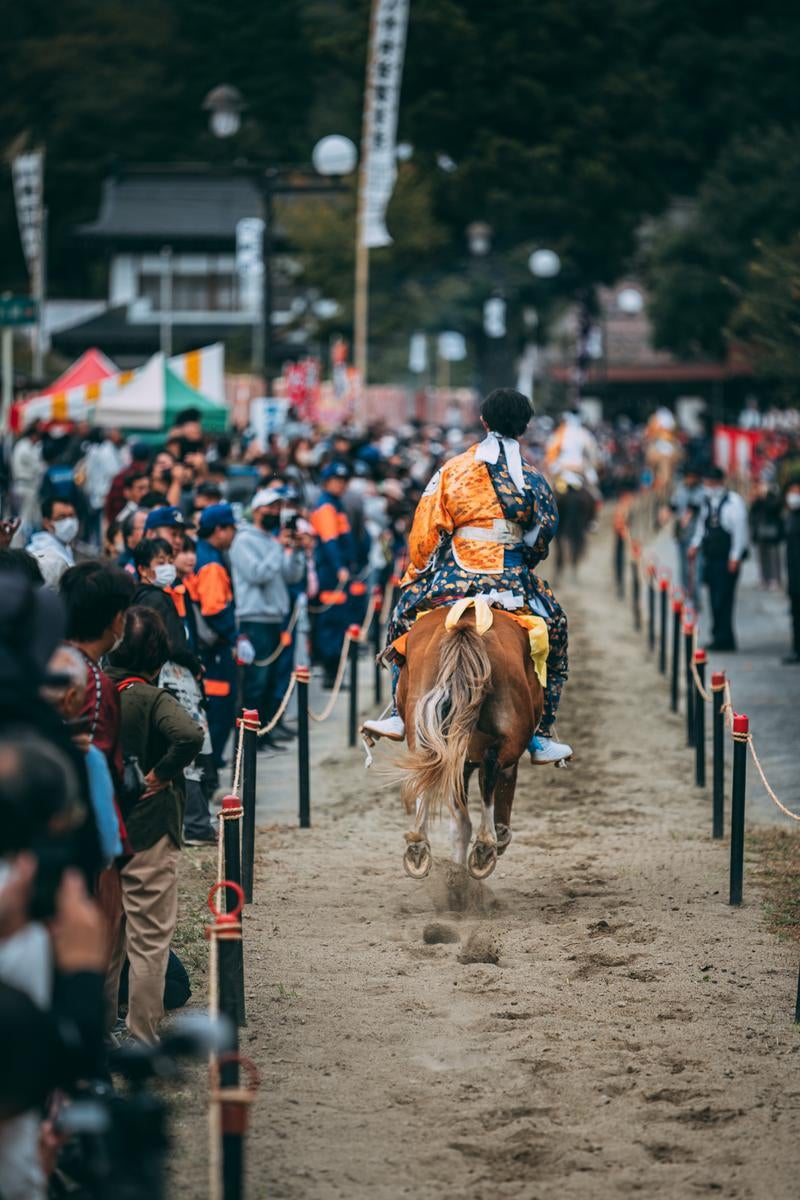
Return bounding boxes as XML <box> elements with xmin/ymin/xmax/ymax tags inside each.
<box><xmin>631</xmin><ymin>558</ymin><xmax>641</xmax><ymax>632</ymax></box>
<box><xmin>348</xmin><ymin>625</ymin><xmax>360</xmax><ymax>749</ymax></box>
<box><xmin>296</xmin><ymin>667</ymin><xmax>311</xmax><ymax>829</ymax></box>
<box><xmin>694</xmin><ymin>651</ymin><xmax>706</xmax><ymax>788</ymax></box>
<box><xmin>729</xmin><ymin>713</ymin><xmax>748</xmax><ymax>906</ymax></box>
<box><xmin>240</xmin><ymin>709</ymin><xmax>258</xmax><ymax>904</ymax></box>
<box><xmin>372</xmin><ymin>588</ymin><xmax>383</xmax><ymax>707</ymax></box>
<box><xmin>711</xmin><ymin>672</ymin><xmax>725</xmax><ymax>838</ymax></box>
<box><xmin>795</xmin><ymin>962</ymin><xmax>800</xmax><ymax>1024</ymax></box>
<box><xmin>684</xmin><ymin>621</ymin><xmax>695</xmax><ymax>748</ymax></box>
<box><xmin>647</xmin><ymin>569</ymin><xmax>656</xmax><ymax>653</ymax></box>
<box><xmin>670</xmin><ymin>598</ymin><xmax>682</xmax><ymax>713</ymax></box>
<box><xmin>615</xmin><ymin>531</ymin><xmax>626</xmax><ymax>599</ymax></box>
<box><xmin>221</xmin><ymin>796</ymin><xmax>246</xmax><ymax>1025</ymax></box>
<box><xmin>658</xmin><ymin>580</ymin><xmax>669</xmax><ymax>675</ymax></box>
<box><xmin>208</xmin><ymin>882</ymin><xmax>246</xmax><ymax>1200</ymax></box>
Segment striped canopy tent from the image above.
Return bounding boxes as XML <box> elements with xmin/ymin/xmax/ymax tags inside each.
<box><xmin>16</xmin><ymin>344</ymin><xmax>226</xmax><ymax>431</ymax></box>
<box><xmin>92</xmin><ymin>353</ymin><xmax>228</xmax><ymax>432</ymax></box>
<box><xmin>11</xmin><ymin>348</ymin><xmax>118</xmax><ymax>431</ymax></box>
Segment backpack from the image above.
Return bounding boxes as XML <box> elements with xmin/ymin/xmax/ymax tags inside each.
<box><xmin>701</xmin><ymin>494</ymin><xmax>733</xmax><ymax>561</ymax></box>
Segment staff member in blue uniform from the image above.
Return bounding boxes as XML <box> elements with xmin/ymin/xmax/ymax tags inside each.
<box><xmin>311</xmin><ymin>462</ymin><xmax>355</xmax><ymax>688</ymax></box>
<box><xmin>193</xmin><ymin>503</ymin><xmax>238</xmax><ymax>765</ymax></box>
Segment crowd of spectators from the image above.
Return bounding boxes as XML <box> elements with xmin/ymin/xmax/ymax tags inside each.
<box><xmin>2</xmin><ymin>396</ymin><xmax>800</xmax><ymax>1193</ymax></box>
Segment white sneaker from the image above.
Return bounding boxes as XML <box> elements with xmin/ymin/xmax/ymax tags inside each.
<box><xmin>529</xmin><ymin>734</ymin><xmax>573</xmax><ymax>765</ymax></box>
<box><xmin>361</xmin><ymin>714</ymin><xmax>406</xmax><ymax>742</ymax></box>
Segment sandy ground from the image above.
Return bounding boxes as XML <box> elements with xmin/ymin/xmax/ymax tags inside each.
<box><xmin>172</xmin><ymin>536</ymin><xmax>799</xmax><ymax>1199</ymax></box>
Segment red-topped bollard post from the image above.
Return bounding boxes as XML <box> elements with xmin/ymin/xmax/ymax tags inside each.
<box><xmin>647</xmin><ymin>564</ymin><xmax>657</xmax><ymax>652</ymax></box>
<box><xmin>206</xmin><ymin>881</ymin><xmax>246</xmax><ymax>1032</ymax></box>
<box><xmin>670</xmin><ymin>595</ymin><xmax>683</xmax><ymax>712</ymax></box>
<box><xmin>630</xmin><ymin>541</ymin><xmax>642</xmax><ymax>632</ymax></box>
<box><xmin>239</xmin><ymin>709</ymin><xmax>259</xmax><ymax>903</ymax></box>
<box><xmin>711</xmin><ymin>671</ymin><xmax>726</xmax><ymax>838</ymax></box>
<box><xmin>658</xmin><ymin>577</ymin><xmax>669</xmax><ymax>675</ymax></box>
<box><xmin>729</xmin><ymin>713</ymin><xmax>749</xmax><ymax>906</ymax></box>
<box><xmin>372</xmin><ymin>586</ymin><xmax>384</xmax><ymax>706</ymax></box>
<box><xmin>684</xmin><ymin>618</ymin><xmax>695</xmax><ymax>748</ymax></box>
<box><xmin>694</xmin><ymin>649</ymin><xmax>707</xmax><ymax>788</ymax></box>
<box><xmin>347</xmin><ymin>624</ymin><xmax>361</xmax><ymax>748</ymax></box>
<box><xmin>211</xmin><ymin>1053</ymin><xmax>260</xmax><ymax>1200</ymax></box>
<box><xmin>220</xmin><ymin>796</ymin><xmax>245</xmax><ymax>1024</ymax></box>
<box><xmin>295</xmin><ymin>666</ymin><xmax>311</xmax><ymax>829</ymax></box>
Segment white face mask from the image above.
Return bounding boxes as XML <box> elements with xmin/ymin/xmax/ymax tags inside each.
<box><xmin>53</xmin><ymin>516</ymin><xmax>79</xmax><ymax>544</ymax></box>
<box><xmin>153</xmin><ymin>563</ymin><xmax>177</xmax><ymax>588</ymax></box>
<box><xmin>786</xmin><ymin>492</ymin><xmax>800</xmax><ymax>510</ymax></box>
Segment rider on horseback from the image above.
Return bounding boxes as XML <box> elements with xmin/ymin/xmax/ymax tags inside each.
<box><xmin>363</xmin><ymin>388</ymin><xmax>572</xmax><ymax>765</ymax></box>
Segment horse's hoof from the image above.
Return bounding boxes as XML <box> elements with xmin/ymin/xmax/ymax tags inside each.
<box><xmin>467</xmin><ymin>841</ymin><xmax>497</xmax><ymax>880</ymax></box>
<box><xmin>495</xmin><ymin>824</ymin><xmax>512</xmax><ymax>856</ymax></box>
<box><xmin>403</xmin><ymin>840</ymin><xmax>432</xmax><ymax>879</ymax></box>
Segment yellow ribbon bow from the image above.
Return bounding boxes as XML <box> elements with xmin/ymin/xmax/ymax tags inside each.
<box><xmin>444</xmin><ymin>598</ymin><xmax>549</xmax><ymax>688</ymax></box>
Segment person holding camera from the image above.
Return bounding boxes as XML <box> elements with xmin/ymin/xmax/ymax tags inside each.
<box><xmin>104</xmin><ymin>607</ymin><xmax>203</xmax><ymax>1044</ymax></box>
<box><xmin>230</xmin><ymin>487</ymin><xmax>306</xmax><ymax>748</ymax></box>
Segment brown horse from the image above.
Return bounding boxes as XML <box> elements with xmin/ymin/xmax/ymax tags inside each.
<box><xmin>397</xmin><ymin>606</ymin><xmax>543</xmax><ymax>881</ymax></box>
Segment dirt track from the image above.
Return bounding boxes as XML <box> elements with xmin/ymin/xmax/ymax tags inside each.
<box><xmin>175</xmin><ymin>538</ymin><xmax>799</xmax><ymax>1199</ymax></box>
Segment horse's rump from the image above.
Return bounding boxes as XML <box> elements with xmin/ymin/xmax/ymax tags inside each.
<box><xmin>397</xmin><ymin>608</ymin><xmax>541</xmax><ymax>817</ymax></box>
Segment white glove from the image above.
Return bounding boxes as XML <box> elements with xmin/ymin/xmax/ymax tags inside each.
<box><xmin>235</xmin><ymin>635</ymin><xmax>256</xmax><ymax>666</ymax></box>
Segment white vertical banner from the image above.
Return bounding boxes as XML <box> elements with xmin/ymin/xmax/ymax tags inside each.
<box><xmin>359</xmin><ymin>0</ymin><xmax>410</xmax><ymax>249</ymax></box>
<box><xmin>11</xmin><ymin>151</ymin><xmax>44</xmax><ymax>282</ymax></box>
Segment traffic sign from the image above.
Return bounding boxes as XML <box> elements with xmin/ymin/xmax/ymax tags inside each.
<box><xmin>0</xmin><ymin>295</ymin><xmax>38</xmax><ymax>327</ymax></box>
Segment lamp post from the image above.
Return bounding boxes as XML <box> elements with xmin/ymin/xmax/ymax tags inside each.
<box><xmin>526</xmin><ymin>248</ymin><xmax>561</xmax><ymax>405</ymax></box>
<box><xmin>205</xmin><ymin>88</ymin><xmax>356</xmax><ymax>395</ymax></box>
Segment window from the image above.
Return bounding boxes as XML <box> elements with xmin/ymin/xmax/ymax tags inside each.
<box><xmin>139</xmin><ymin>272</ymin><xmax>240</xmax><ymax>312</ymax></box>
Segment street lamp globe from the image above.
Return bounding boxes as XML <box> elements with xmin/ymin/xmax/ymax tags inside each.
<box><xmin>617</xmin><ymin>286</ymin><xmax>644</xmax><ymax>315</ymax></box>
<box><xmin>203</xmin><ymin>85</ymin><xmax>245</xmax><ymax>139</ymax></box>
<box><xmin>312</xmin><ymin>135</ymin><xmax>358</xmax><ymax>177</ymax></box>
<box><xmin>467</xmin><ymin>221</ymin><xmax>492</xmax><ymax>257</ymax></box>
<box><xmin>528</xmin><ymin>248</ymin><xmax>561</xmax><ymax>279</ymax></box>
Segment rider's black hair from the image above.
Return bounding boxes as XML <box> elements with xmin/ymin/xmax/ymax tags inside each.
<box><xmin>479</xmin><ymin>389</ymin><xmax>533</xmax><ymax>439</ymax></box>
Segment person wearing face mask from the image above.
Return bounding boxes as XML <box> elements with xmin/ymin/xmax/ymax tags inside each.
<box><xmin>131</xmin><ymin>538</ymin><xmax>200</xmax><ymax>674</ymax></box>
<box><xmin>688</xmin><ymin>465</ymin><xmax>750</xmax><ymax>652</ymax></box>
<box><xmin>782</xmin><ymin>477</ymin><xmax>800</xmax><ymax>665</ymax></box>
<box><xmin>26</xmin><ymin>497</ymin><xmax>80</xmax><ymax>588</ymax></box>
<box><xmin>131</xmin><ymin>539</ymin><xmax>214</xmax><ymax>844</ymax></box>
<box><xmin>230</xmin><ymin>487</ymin><xmax>306</xmax><ymax>749</ymax></box>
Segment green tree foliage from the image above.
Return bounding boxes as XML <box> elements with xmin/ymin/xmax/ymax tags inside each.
<box><xmin>1</xmin><ymin>0</ymin><xmax>799</xmax><ymax>369</ymax></box>
<box><xmin>647</xmin><ymin>129</ymin><xmax>800</xmax><ymax>359</ymax></box>
<box><xmin>729</xmin><ymin>236</ymin><xmax>800</xmax><ymax>397</ymax></box>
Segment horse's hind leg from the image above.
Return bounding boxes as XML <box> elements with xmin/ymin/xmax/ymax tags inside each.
<box><xmin>468</xmin><ymin>747</ymin><xmax>499</xmax><ymax>880</ymax></box>
<box><xmin>404</xmin><ymin>794</ymin><xmax>432</xmax><ymax>879</ymax></box>
<box><xmin>450</xmin><ymin>763</ymin><xmax>475</xmax><ymax>866</ymax></box>
<box><xmin>494</xmin><ymin>762</ymin><xmax>518</xmax><ymax>857</ymax></box>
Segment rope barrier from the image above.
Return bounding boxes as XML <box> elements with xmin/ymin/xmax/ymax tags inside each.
<box><xmin>356</xmin><ymin>586</ymin><xmax>378</xmax><ymax>643</ymax></box>
<box><xmin>619</xmin><ymin>508</ymin><xmax>799</xmax><ymax>825</ymax></box>
<box><xmin>743</xmin><ymin>733</ymin><xmax>800</xmax><ymax>822</ymax></box>
<box><xmin>230</xmin><ymin>720</ymin><xmax>246</xmax><ymax>804</ymax></box>
<box><xmin>308</xmin><ymin>629</ymin><xmax>355</xmax><ymax>723</ymax></box>
<box><xmin>257</xmin><ymin>673</ymin><xmax>298</xmax><ymax>736</ymax></box>
<box><xmin>251</xmin><ymin>601</ymin><xmax>301</xmax><ymax>667</ymax></box>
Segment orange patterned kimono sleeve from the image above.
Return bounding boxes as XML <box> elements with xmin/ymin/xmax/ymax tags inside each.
<box><xmin>402</xmin><ymin>469</ymin><xmax>454</xmax><ymax>585</ymax></box>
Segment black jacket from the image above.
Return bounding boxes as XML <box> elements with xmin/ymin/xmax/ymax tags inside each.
<box><xmin>131</xmin><ymin>584</ymin><xmax>201</xmax><ymax>675</ymax></box>
<box><xmin>785</xmin><ymin>510</ymin><xmax>800</xmax><ymax>595</ymax></box>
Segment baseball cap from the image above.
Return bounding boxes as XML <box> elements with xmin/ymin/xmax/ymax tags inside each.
<box><xmin>251</xmin><ymin>487</ymin><xmax>286</xmax><ymax>510</ymax></box>
<box><xmin>321</xmin><ymin>461</ymin><xmax>351</xmax><ymax>482</ymax></box>
<box><xmin>198</xmin><ymin>502</ymin><xmax>237</xmax><ymax>534</ymax></box>
<box><xmin>144</xmin><ymin>505</ymin><xmax>187</xmax><ymax>532</ymax></box>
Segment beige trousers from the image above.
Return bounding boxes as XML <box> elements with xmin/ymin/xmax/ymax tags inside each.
<box><xmin>106</xmin><ymin>835</ymin><xmax>180</xmax><ymax>1044</ymax></box>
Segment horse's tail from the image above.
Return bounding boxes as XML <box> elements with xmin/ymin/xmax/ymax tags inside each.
<box><xmin>401</xmin><ymin>620</ymin><xmax>492</xmax><ymax>817</ymax></box>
